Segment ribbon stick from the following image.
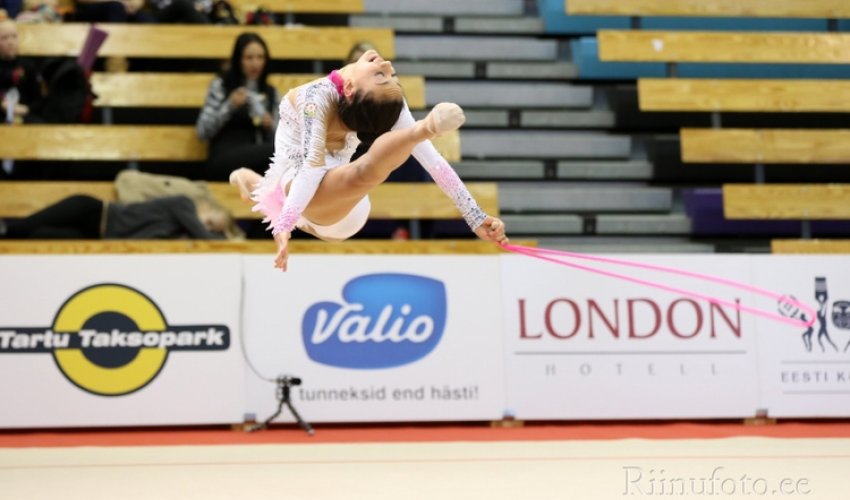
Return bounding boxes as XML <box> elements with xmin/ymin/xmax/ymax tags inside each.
<box><xmin>501</xmin><ymin>244</ymin><xmax>816</xmax><ymax>328</ymax></box>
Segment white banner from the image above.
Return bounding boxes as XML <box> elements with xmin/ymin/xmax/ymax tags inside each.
<box><xmin>751</xmin><ymin>256</ymin><xmax>850</xmax><ymax>417</ymax></box>
<box><xmin>0</xmin><ymin>255</ymin><xmax>245</xmax><ymax>428</ymax></box>
<box><xmin>1</xmin><ymin>252</ymin><xmax>846</xmax><ymax>428</ymax></box>
<box><xmin>242</xmin><ymin>255</ymin><xmax>504</xmax><ymax>423</ymax></box>
<box><xmin>501</xmin><ymin>254</ymin><xmax>761</xmax><ymax>420</ymax></box>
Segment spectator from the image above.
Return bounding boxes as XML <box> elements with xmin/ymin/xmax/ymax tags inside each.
<box><xmin>72</xmin><ymin>0</ymin><xmax>154</xmax><ymax>22</ymax></box>
<box><xmin>149</xmin><ymin>0</ymin><xmax>216</xmax><ymax>24</ymax></box>
<box><xmin>0</xmin><ymin>18</ymin><xmax>43</xmax><ymax>124</ymax></box>
<box><xmin>197</xmin><ymin>32</ymin><xmax>279</xmax><ymax>181</ymax></box>
<box><xmin>0</xmin><ymin>194</ymin><xmax>233</xmax><ymax>239</ymax></box>
<box><xmin>15</xmin><ymin>0</ymin><xmax>62</xmax><ymax>23</ymax></box>
<box><xmin>0</xmin><ymin>1</ymin><xmax>22</xmax><ymax>18</ymax></box>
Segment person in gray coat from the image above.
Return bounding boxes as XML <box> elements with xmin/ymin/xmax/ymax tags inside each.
<box><xmin>0</xmin><ymin>194</ymin><xmax>230</xmax><ymax>239</ymax></box>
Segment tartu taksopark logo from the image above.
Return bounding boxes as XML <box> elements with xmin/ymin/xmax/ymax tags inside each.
<box><xmin>302</xmin><ymin>273</ymin><xmax>447</xmax><ymax>369</ymax></box>
<box><xmin>0</xmin><ymin>284</ymin><xmax>230</xmax><ymax>396</ymax></box>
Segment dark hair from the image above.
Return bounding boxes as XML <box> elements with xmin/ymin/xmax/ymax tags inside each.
<box><xmin>337</xmin><ymin>90</ymin><xmax>404</xmax><ymax>144</ymax></box>
<box><xmin>222</xmin><ymin>32</ymin><xmax>270</xmax><ymax>94</ymax></box>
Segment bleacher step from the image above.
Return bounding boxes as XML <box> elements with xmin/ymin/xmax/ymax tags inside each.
<box><xmin>414</xmin><ymin>109</ymin><xmax>614</xmax><ymax>128</ymax></box>
<box><xmin>557</xmin><ymin>160</ymin><xmax>653</xmax><ymax>180</ymax></box>
<box><xmin>396</xmin><ymin>36</ymin><xmax>557</xmax><ymax>61</ymax></box>
<box><xmin>502</xmin><ymin>214</ymin><xmax>584</xmax><ymax>235</ymax></box>
<box><xmin>500</xmin><ymin>183</ymin><xmax>673</xmax><ymax>212</ymax></box>
<box><xmin>596</xmin><ymin>214</ymin><xmax>692</xmax><ymax>235</ymax></box>
<box><xmin>394</xmin><ymin>61</ymin><xmax>576</xmax><ymax>80</ymax></box>
<box><xmin>461</xmin><ymin>131</ymin><xmax>631</xmax><ymax>159</ymax></box>
<box><xmin>453</xmin><ymin>159</ymin><xmax>654</xmax><ymax>180</ymax></box>
<box><xmin>363</xmin><ymin>0</ymin><xmax>524</xmax><ymax>16</ymax></box>
<box><xmin>455</xmin><ymin>160</ymin><xmax>545</xmax><ymax>179</ymax></box>
<box><xmin>487</xmin><ymin>62</ymin><xmax>577</xmax><ymax>80</ymax></box>
<box><xmin>536</xmin><ymin>237</ymin><xmax>716</xmax><ymax>254</ymax></box>
<box><xmin>521</xmin><ymin>110</ymin><xmax>615</xmax><ymax>128</ymax></box>
<box><xmin>352</xmin><ymin>15</ymin><xmax>543</xmax><ymax>35</ymax></box>
<box><xmin>423</xmin><ymin>81</ymin><xmax>592</xmax><ymax>108</ymax></box>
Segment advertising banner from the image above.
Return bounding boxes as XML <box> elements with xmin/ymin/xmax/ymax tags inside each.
<box><xmin>2</xmin><ymin>252</ymin><xmax>845</xmax><ymax>428</ymax></box>
<box><xmin>0</xmin><ymin>255</ymin><xmax>244</xmax><ymax>428</ymax></box>
<box><xmin>242</xmin><ymin>255</ymin><xmax>504</xmax><ymax>423</ymax></box>
<box><xmin>751</xmin><ymin>256</ymin><xmax>850</xmax><ymax>417</ymax></box>
<box><xmin>501</xmin><ymin>254</ymin><xmax>762</xmax><ymax>419</ymax></box>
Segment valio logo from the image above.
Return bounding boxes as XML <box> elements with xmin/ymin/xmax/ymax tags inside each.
<box><xmin>302</xmin><ymin>273</ymin><xmax>447</xmax><ymax>369</ymax></box>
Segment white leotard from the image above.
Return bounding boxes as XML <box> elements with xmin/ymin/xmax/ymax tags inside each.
<box><xmin>252</xmin><ymin>75</ymin><xmax>487</xmax><ymax>236</ymax></box>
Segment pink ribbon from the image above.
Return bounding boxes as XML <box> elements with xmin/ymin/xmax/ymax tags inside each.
<box><xmin>501</xmin><ymin>243</ymin><xmax>816</xmax><ymax>328</ymax></box>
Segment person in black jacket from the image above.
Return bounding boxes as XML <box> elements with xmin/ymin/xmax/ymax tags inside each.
<box><xmin>0</xmin><ymin>194</ymin><xmax>230</xmax><ymax>239</ymax></box>
<box><xmin>0</xmin><ymin>19</ymin><xmax>43</xmax><ymax>124</ymax></box>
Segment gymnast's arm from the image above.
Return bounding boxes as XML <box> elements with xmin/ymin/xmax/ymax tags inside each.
<box><xmin>268</xmin><ymin>88</ymin><xmax>335</xmax><ymax>238</ymax></box>
<box><xmin>391</xmin><ymin>101</ymin><xmax>507</xmax><ymax>243</ymax></box>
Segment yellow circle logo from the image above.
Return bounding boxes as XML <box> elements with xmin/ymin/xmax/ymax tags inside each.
<box><xmin>52</xmin><ymin>285</ymin><xmax>170</xmax><ymax>396</ymax></box>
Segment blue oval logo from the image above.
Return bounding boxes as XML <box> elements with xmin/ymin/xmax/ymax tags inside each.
<box><xmin>302</xmin><ymin>273</ymin><xmax>447</xmax><ymax>369</ymax></box>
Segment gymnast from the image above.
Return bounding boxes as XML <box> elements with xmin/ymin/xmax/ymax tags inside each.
<box><xmin>230</xmin><ymin>49</ymin><xmax>508</xmax><ymax>271</ymax></box>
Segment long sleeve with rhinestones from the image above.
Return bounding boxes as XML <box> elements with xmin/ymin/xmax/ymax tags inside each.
<box><xmin>269</xmin><ymin>83</ymin><xmax>336</xmax><ymax>235</ymax></box>
<box><xmin>391</xmin><ymin>102</ymin><xmax>488</xmax><ymax>230</ymax></box>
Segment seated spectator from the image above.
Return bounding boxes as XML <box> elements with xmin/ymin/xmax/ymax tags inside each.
<box><xmin>0</xmin><ymin>18</ymin><xmax>44</xmax><ymax>124</ymax></box>
<box><xmin>0</xmin><ymin>194</ymin><xmax>233</xmax><ymax>239</ymax></box>
<box><xmin>15</xmin><ymin>0</ymin><xmax>61</xmax><ymax>22</ymax></box>
<box><xmin>72</xmin><ymin>0</ymin><xmax>154</xmax><ymax>22</ymax></box>
<box><xmin>197</xmin><ymin>32</ymin><xmax>279</xmax><ymax>181</ymax></box>
<box><xmin>0</xmin><ymin>1</ymin><xmax>21</xmax><ymax>18</ymax></box>
<box><xmin>149</xmin><ymin>0</ymin><xmax>216</xmax><ymax>24</ymax></box>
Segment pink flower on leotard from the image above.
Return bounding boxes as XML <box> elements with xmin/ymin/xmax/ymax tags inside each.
<box><xmin>304</xmin><ymin>102</ymin><xmax>317</xmax><ymax>117</ymax></box>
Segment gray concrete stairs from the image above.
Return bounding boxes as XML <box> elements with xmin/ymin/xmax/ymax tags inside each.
<box><xmin>358</xmin><ymin>0</ymin><xmax>706</xmax><ymax>252</ymax></box>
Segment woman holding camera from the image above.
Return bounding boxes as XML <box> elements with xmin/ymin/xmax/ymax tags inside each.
<box><xmin>196</xmin><ymin>32</ymin><xmax>279</xmax><ymax>181</ymax></box>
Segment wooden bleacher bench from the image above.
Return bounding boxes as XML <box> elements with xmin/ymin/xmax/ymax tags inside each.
<box><xmin>771</xmin><ymin>239</ymin><xmax>850</xmax><ymax>253</ymax></box>
<box><xmin>680</xmin><ymin>128</ymin><xmax>850</xmax><ymax>164</ymax></box>
<box><xmin>0</xmin><ymin>124</ymin><xmax>461</xmax><ymax>163</ymax></box>
<box><xmin>0</xmin><ymin>181</ymin><xmax>499</xmax><ymax>221</ymax></box>
<box><xmin>598</xmin><ymin>30</ymin><xmax>850</xmax><ymax>64</ymax></box>
<box><xmin>723</xmin><ymin>184</ymin><xmax>850</xmax><ymax>219</ymax></box>
<box><xmin>228</xmin><ymin>0</ymin><xmax>363</xmax><ymax>15</ymax></box>
<box><xmin>638</xmin><ymin>79</ymin><xmax>850</xmax><ymax>112</ymax></box>
<box><xmin>16</xmin><ymin>23</ymin><xmax>394</xmax><ymax>59</ymax></box>
<box><xmin>0</xmin><ymin>125</ymin><xmax>205</xmax><ymax>161</ymax></box>
<box><xmin>567</xmin><ymin>0</ymin><xmax>850</xmax><ymax>18</ymax></box>
<box><xmin>0</xmin><ymin>239</ymin><xmax>523</xmax><ymax>255</ymax></box>
<box><xmin>92</xmin><ymin>73</ymin><xmax>426</xmax><ymax>110</ymax></box>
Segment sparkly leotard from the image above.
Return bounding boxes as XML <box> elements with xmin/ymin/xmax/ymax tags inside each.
<box><xmin>251</xmin><ymin>74</ymin><xmax>487</xmax><ymax>236</ymax></box>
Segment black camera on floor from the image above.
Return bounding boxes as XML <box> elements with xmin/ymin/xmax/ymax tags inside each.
<box><xmin>277</xmin><ymin>375</ymin><xmax>302</xmax><ymax>386</ymax></box>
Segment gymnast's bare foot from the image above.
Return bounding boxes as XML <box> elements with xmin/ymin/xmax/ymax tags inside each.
<box><xmin>416</xmin><ymin>102</ymin><xmax>465</xmax><ymax>139</ymax></box>
<box><xmin>229</xmin><ymin>167</ymin><xmax>261</xmax><ymax>203</ymax></box>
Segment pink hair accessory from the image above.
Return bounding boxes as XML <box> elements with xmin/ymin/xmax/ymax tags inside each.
<box><xmin>501</xmin><ymin>243</ymin><xmax>816</xmax><ymax>328</ymax></box>
<box><xmin>328</xmin><ymin>70</ymin><xmax>346</xmax><ymax>97</ymax></box>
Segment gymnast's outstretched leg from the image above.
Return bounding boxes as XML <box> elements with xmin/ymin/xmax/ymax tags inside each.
<box><xmin>229</xmin><ymin>102</ymin><xmax>465</xmax><ymax>224</ymax></box>
<box><xmin>303</xmin><ymin>102</ymin><xmax>464</xmax><ymax>225</ymax></box>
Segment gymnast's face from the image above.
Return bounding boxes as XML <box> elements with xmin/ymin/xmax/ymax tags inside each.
<box><xmin>346</xmin><ymin>49</ymin><xmax>403</xmax><ymax>101</ymax></box>
<box><xmin>0</xmin><ymin>21</ymin><xmax>19</xmax><ymax>61</ymax></box>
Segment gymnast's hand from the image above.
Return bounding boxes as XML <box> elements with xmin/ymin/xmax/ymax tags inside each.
<box><xmin>273</xmin><ymin>231</ymin><xmax>290</xmax><ymax>272</ymax></box>
<box><xmin>474</xmin><ymin>216</ymin><xmax>509</xmax><ymax>246</ymax></box>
